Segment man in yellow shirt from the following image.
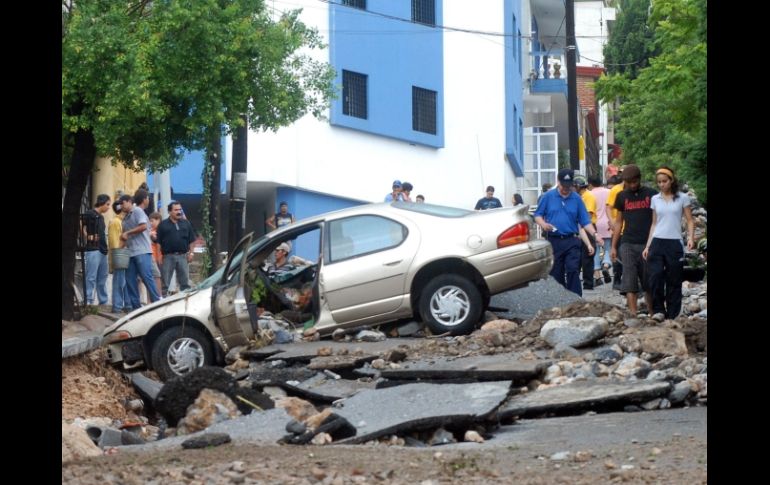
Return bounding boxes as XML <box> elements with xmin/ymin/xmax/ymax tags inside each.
<box><xmin>108</xmin><ymin>200</ymin><xmax>128</xmax><ymax>313</ymax></box>
<box><xmin>575</xmin><ymin>176</ymin><xmax>598</xmax><ymax>289</ymax></box>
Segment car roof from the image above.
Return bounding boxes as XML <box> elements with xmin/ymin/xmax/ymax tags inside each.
<box><xmin>267</xmin><ymin>202</ymin><xmax>474</xmax><ymax>236</ymax></box>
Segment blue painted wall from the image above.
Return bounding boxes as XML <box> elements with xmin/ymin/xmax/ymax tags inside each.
<box><xmin>505</xmin><ymin>0</ymin><xmax>524</xmax><ymax>176</ymax></box>
<box><xmin>532</xmin><ymin>78</ymin><xmax>568</xmax><ymax>97</ymax></box>
<box><xmin>329</xmin><ymin>0</ymin><xmax>444</xmax><ymax>148</ymax></box>
<box><xmin>147</xmin><ymin>137</ymin><xmax>228</xmax><ymax>196</ymax></box>
<box><xmin>275</xmin><ymin>187</ymin><xmax>366</xmax><ymax>261</ymax></box>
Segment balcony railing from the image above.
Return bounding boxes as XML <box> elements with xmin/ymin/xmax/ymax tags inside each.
<box><xmin>529</xmin><ymin>51</ymin><xmax>566</xmax><ymax>82</ymax></box>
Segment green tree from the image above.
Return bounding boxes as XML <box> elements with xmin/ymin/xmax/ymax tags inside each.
<box><xmin>595</xmin><ymin>0</ymin><xmax>706</xmax><ymax>205</ymax></box>
<box><xmin>603</xmin><ymin>0</ymin><xmax>658</xmax><ymax>79</ymax></box>
<box><xmin>62</xmin><ymin>0</ymin><xmax>335</xmax><ymax>319</ymax></box>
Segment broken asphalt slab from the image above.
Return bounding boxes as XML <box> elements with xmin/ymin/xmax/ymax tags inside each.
<box><xmin>246</xmin><ymin>338</ymin><xmax>423</xmax><ymax>363</ymax></box>
<box><xmin>379</xmin><ymin>355</ymin><xmax>550</xmax><ymax>382</ymax></box>
<box><xmin>444</xmin><ymin>406</ymin><xmax>706</xmax><ymax>451</ymax></box>
<box><xmin>490</xmin><ymin>277</ymin><xmax>582</xmax><ymax>320</ymax></box>
<box><xmin>119</xmin><ymin>407</ymin><xmax>294</xmax><ymax>451</ymax></box>
<box><xmin>498</xmin><ymin>379</ymin><xmax>672</xmax><ymax>419</ymax></box>
<box><xmin>332</xmin><ymin>380</ymin><xmax>512</xmax><ymax>444</ymax></box>
<box><xmin>278</xmin><ymin>374</ymin><xmax>378</xmax><ymax>403</ymax></box>
<box><xmin>129</xmin><ymin>373</ymin><xmax>164</xmax><ymax>403</ymax></box>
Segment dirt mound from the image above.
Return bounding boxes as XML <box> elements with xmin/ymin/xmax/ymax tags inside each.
<box><xmin>62</xmin><ymin>349</ymin><xmax>139</xmax><ymax>421</ymax></box>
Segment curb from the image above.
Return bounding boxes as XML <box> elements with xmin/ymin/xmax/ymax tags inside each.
<box><xmin>62</xmin><ymin>332</ymin><xmax>103</xmax><ymax>359</ymax></box>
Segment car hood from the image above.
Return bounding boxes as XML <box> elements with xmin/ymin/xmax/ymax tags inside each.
<box><xmin>103</xmin><ymin>289</ymin><xmax>205</xmax><ymax>334</ymax></box>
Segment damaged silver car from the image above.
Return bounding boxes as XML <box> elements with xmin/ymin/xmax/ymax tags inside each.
<box><xmin>103</xmin><ymin>201</ymin><xmax>553</xmax><ymax>380</ymax></box>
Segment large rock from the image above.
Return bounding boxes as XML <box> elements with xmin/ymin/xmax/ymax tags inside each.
<box><xmin>636</xmin><ymin>327</ymin><xmax>688</xmax><ymax>357</ymax></box>
<box><xmin>540</xmin><ymin>317</ymin><xmax>609</xmax><ymax>348</ymax></box>
<box><xmin>177</xmin><ymin>388</ymin><xmax>242</xmax><ymax>435</ymax></box>
<box><xmin>62</xmin><ymin>422</ymin><xmax>102</xmax><ymax>462</ymax></box>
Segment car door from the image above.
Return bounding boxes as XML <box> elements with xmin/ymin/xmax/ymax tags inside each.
<box><xmin>320</xmin><ymin>214</ymin><xmax>420</xmax><ymax>324</ymax></box>
<box><xmin>212</xmin><ymin>233</ymin><xmax>254</xmax><ymax>348</ymax></box>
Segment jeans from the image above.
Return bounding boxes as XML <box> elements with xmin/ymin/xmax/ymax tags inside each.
<box><xmin>126</xmin><ymin>253</ymin><xmax>161</xmax><ymax>310</ymax></box>
<box><xmin>593</xmin><ymin>238</ymin><xmax>613</xmax><ymax>270</ymax></box>
<box><xmin>111</xmin><ymin>268</ymin><xmax>127</xmax><ymax>312</ymax></box>
<box><xmin>84</xmin><ymin>250</ymin><xmax>108</xmax><ymax>305</ymax></box>
<box><xmin>161</xmin><ymin>253</ymin><xmax>191</xmax><ymax>296</ymax></box>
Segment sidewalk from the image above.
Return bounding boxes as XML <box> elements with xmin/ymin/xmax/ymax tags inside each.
<box><xmin>62</xmin><ymin>311</ymin><xmax>120</xmax><ymax>359</ymax></box>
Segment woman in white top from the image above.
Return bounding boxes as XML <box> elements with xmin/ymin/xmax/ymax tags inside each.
<box><xmin>642</xmin><ymin>167</ymin><xmax>695</xmax><ymax>319</ymax></box>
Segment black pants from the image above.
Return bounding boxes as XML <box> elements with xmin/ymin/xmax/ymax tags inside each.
<box><xmin>581</xmin><ymin>238</ymin><xmax>597</xmax><ymax>288</ymax></box>
<box><xmin>646</xmin><ymin>238</ymin><xmax>685</xmax><ymax>319</ymax></box>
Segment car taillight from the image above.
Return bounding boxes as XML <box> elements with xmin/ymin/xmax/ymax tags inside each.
<box><xmin>497</xmin><ymin>222</ymin><xmax>529</xmax><ymax>247</ymax></box>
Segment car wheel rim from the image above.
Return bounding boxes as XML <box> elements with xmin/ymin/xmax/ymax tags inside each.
<box><xmin>429</xmin><ymin>285</ymin><xmax>470</xmax><ymax>327</ymax></box>
<box><xmin>167</xmin><ymin>337</ymin><xmax>205</xmax><ymax>375</ymax></box>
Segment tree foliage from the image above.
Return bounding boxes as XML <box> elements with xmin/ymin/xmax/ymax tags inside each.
<box><xmin>62</xmin><ymin>0</ymin><xmax>335</xmax><ymax>168</ymax></box>
<box><xmin>61</xmin><ymin>0</ymin><xmax>335</xmax><ymax>319</ymax></box>
<box><xmin>603</xmin><ymin>0</ymin><xmax>658</xmax><ymax>79</ymax></box>
<box><xmin>595</xmin><ymin>0</ymin><xmax>707</xmax><ymax>205</ymax></box>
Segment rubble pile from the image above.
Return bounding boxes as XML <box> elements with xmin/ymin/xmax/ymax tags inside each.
<box><xmin>62</xmin><ymin>280</ymin><xmax>707</xmax><ymax>457</ymax></box>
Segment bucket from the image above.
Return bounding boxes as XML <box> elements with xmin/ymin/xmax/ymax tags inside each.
<box><xmin>112</xmin><ymin>248</ymin><xmax>131</xmax><ymax>270</ymax></box>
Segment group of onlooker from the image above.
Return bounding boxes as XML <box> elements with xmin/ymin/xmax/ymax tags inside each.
<box><xmin>81</xmin><ymin>186</ymin><xmax>198</xmax><ymax>314</ymax></box>
<box><xmin>384</xmin><ymin>180</ymin><xmax>423</xmax><ymax>203</ymax></box>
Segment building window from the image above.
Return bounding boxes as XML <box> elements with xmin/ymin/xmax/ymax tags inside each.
<box><xmin>412</xmin><ymin>86</ymin><xmax>437</xmax><ymax>135</ymax></box>
<box><xmin>342</xmin><ymin>0</ymin><xmax>366</xmax><ymax>9</ymax></box>
<box><xmin>513</xmin><ymin>106</ymin><xmax>518</xmax><ymax>150</ymax></box>
<box><xmin>412</xmin><ymin>0</ymin><xmax>435</xmax><ymax>26</ymax></box>
<box><xmin>512</xmin><ymin>15</ymin><xmax>517</xmax><ymax>62</ymax></box>
<box><xmin>342</xmin><ymin>70</ymin><xmax>367</xmax><ymax>119</ymax></box>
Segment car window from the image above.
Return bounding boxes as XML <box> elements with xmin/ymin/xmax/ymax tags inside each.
<box><xmin>328</xmin><ymin>215</ymin><xmax>406</xmax><ymax>263</ymax></box>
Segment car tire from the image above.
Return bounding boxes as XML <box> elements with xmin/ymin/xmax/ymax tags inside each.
<box><xmin>151</xmin><ymin>326</ymin><xmax>214</xmax><ymax>381</ymax></box>
<box><xmin>419</xmin><ymin>274</ymin><xmax>483</xmax><ymax>336</ymax></box>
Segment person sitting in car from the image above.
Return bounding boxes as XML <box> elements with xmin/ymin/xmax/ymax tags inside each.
<box><xmin>263</xmin><ymin>241</ymin><xmax>312</xmax><ymax>282</ymax></box>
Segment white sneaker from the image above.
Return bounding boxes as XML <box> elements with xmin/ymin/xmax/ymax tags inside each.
<box><xmin>652</xmin><ymin>312</ymin><xmax>665</xmax><ymax>322</ymax></box>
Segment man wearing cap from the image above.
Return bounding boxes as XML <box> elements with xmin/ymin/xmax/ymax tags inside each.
<box><xmin>264</xmin><ymin>241</ymin><xmax>312</xmax><ymax>281</ymax></box>
<box><xmin>385</xmin><ymin>180</ymin><xmax>406</xmax><ymax>202</ymax></box>
<box><xmin>610</xmin><ymin>164</ymin><xmax>657</xmax><ymax>315</ymax></box>
<box><xmin>474</xmin><ymin>186</ymin><xmax>503</xmax><ymax>210</ymax></box>
<box><xmin>534</xmin><ymin>168</ymin><xmax>601</xmax><ymax>296</ymax></box>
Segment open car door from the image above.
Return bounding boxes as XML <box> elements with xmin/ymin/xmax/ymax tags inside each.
<box><xmin>211</xmin><ymin>232</ymin><xmax>254</xmax><ymax>348</ymax></box>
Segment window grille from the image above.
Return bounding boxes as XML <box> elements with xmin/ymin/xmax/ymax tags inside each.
<box><xmin>411</xmin><ymin>0</ymin><xmax>435</xmax><ymax>26</ymax></box>
<box><xmin>342</xmin><ymin>70</ymin><xmax>368</xmax><ymax>119</ymax></box>
<box><xmin>412</xmin><ymin>86</ymin><xmax>437</xmax><ymax>135</ymax></box>
<box><xmin>342</xmin><ymin>0</ymin><xmax>366</xmax><ymax>9</ymax></box>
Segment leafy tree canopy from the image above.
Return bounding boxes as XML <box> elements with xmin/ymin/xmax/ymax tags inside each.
<box><xmin>62</xmin><ymin>0</ymin><xmax>336</xmax><ymax>172</ymax></box>
<box><xmin>595</xmin><ymin>0</ymin><xmax>706</xmax><ymax>205</ymax></box>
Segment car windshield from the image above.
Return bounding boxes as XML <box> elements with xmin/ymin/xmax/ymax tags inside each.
<box><xmin>196</xmin><ymin>234</ymin><xmax>268</xmax><ymax>290</ymax></box>
<box><xmin>391</xmin><ymin>201</ymin><xmax>471</xmax><ymax>217</ymax></box>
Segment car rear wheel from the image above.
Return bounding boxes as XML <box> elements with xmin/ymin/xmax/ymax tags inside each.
<box><xmin>419</xmin><ymin>274</ymin><xmax>483</xmax><ymax>335</ymax></box>
<box><xmin>151</xmin><ymin>326</ymin><xmax>214</xmax><ymax>381</ymax></box>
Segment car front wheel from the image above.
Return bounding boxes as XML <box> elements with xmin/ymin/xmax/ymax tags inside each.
<box><xmin>150</xmin><ymin>326</ymin><xmax>214</xmax><ymax>381</ymax></box>
<box><xmin>419</xmin><ymin>274</ymin><xmax>483</xmax><ymax>335</ymax></box>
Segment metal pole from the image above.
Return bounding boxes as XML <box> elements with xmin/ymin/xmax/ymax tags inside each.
<box><xmin>566</xmin><ymin>0</ymin><xmax>580</xmax><ymax>170</ymax></box>
<box><xmin>228</xmin><ymin>118</ymin><xmax>248</xmax><ymax>249</ymax></box>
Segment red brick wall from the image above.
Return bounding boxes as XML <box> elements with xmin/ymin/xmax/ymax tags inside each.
<box><xmin>577</xmin><ymin>75</ymin><xmax>597</xmax><ymax>111</ymax></box>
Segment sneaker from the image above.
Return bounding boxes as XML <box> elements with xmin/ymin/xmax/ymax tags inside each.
<box><xmin>652</xmin><ymin>312</ymin><xmax>666</xmax><ymax>322</ymax></box>
<box><xmin>594</xmin><ymin>277</ymin><xmax>604</xmax><ymax>287</ymax></box>
<box><xmin>602</xmin><ymin>268</ymin><xmax>612</xmax><ymax>284</ymax></box>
